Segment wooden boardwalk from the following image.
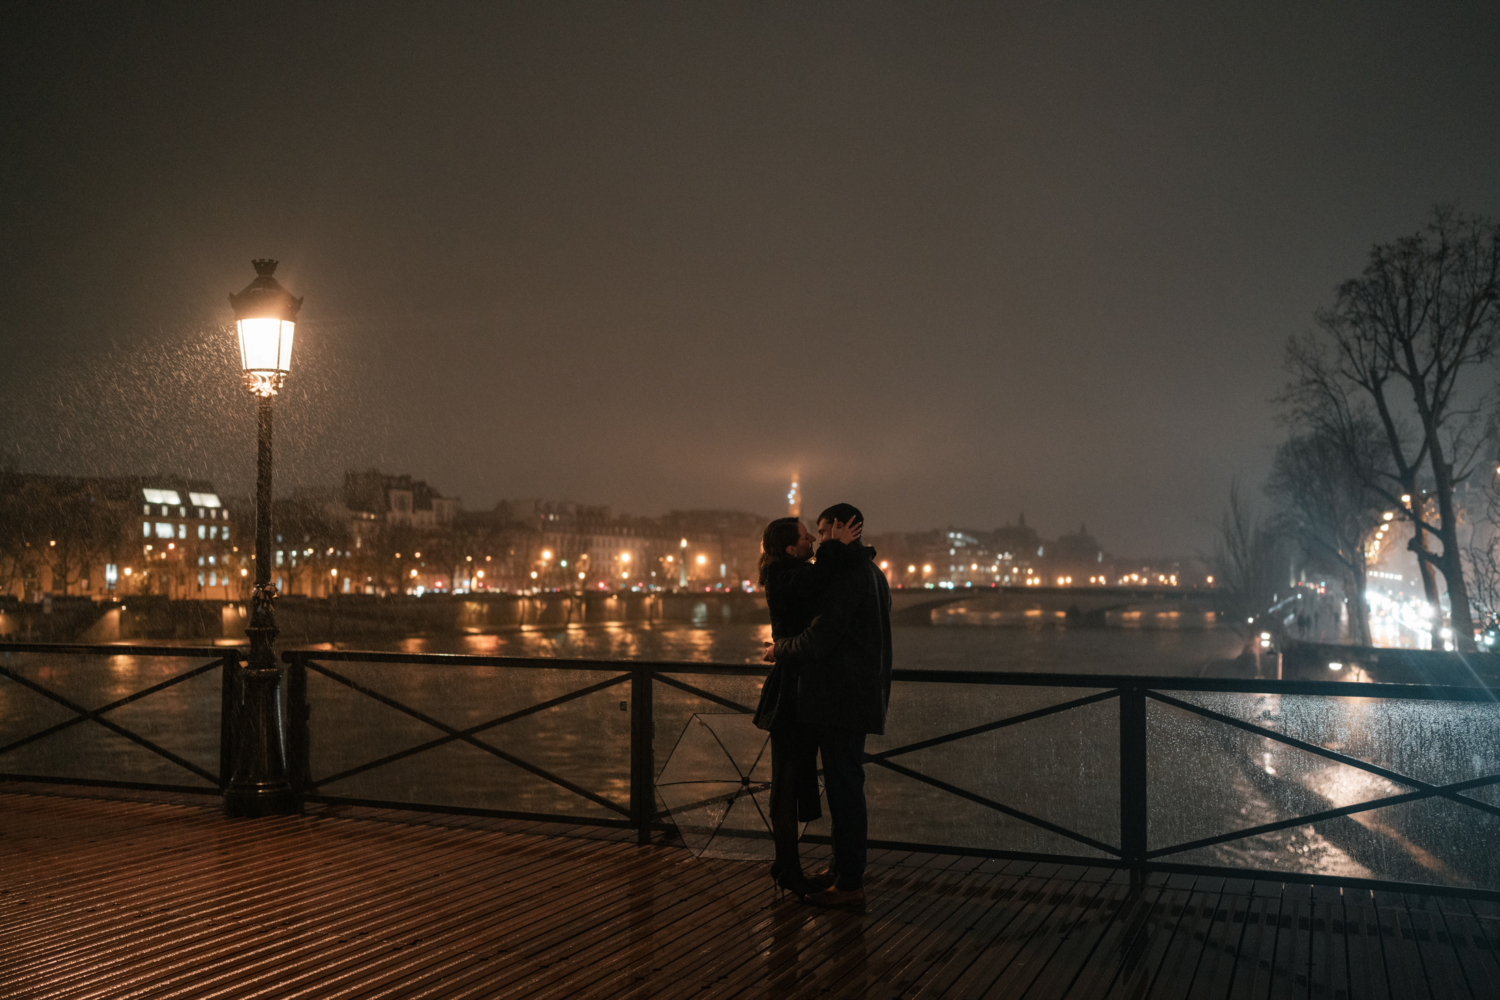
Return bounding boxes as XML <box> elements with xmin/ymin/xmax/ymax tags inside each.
<box><xmin>3</xmin><ymin>786</ymin><xmax>1498</xmax><ymax>999</ymax></box>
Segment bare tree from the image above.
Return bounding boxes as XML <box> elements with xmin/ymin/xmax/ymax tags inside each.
<box><xmin>1210</xmin><ymin>481</ymin><xmax>1289</xmax><ymax>648</ymax></box>
<box><xmin>1265</xmin><ymin>425</ymin><xmax>1388</xmax><ymax>646</ymax></box>
<box><xmin>1284</xmin><ymin>206</ymin><xmax>1500</xmax><ymax>651</ymax></box>
<box><xmin>0</xmin><ymin>473</ymin><xmax>133</xmax><ymax>599</ymax></box>
<box><xmin>1282</xmin><ymin>332</ymin><xmax>1442</xmax><ymax>642</ymax></box>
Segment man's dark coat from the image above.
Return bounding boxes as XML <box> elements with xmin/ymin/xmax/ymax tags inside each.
<box><xmin>773</xmin><ymin>540</ymin><xmax>893</xmax><ymax>735</ymax></box>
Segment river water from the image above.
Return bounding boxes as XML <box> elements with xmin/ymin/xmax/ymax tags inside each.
<box><xmin>2</xmin><ymin>622</ymin><xmax>1495</xmax><ymax>892</ymax></box>
<box><xmin>316</xmin><ymin>621</ymin><xmax>1245</xmax><ymax>674</ymax></box>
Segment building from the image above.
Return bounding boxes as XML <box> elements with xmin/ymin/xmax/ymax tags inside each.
<box><xmin>1047</xmin><ymin>523</ymin><xmax>1106</xmax><ymax>586</ymax></box>
<box><xmin>0</xmin><ymin>472</ymin><xmax>245</xmax><ymax>601</ymax></box>
<box><xmin>468</xmin><ymin>502</ymin><xmax>766</xmax><ymax>594</ymax></box>
<box><xmin>344</xmin><ymin>469</ymin><xmax>458</xmax><ymax>529</ymax></box>
<box><xmin>871</xmin><ymin>517</ymin><xmax>1043</xmax><ymax>590</ymax></box>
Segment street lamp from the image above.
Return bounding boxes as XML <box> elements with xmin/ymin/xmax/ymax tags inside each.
<box><xmin>224</xmin><ymin>259</ymin><xmax>302</xmax><ymax>818</ymax></box>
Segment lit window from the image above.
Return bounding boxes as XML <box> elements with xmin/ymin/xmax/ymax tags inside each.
<box><xmin>208</xmin><ymin>556</ymin><xmax>216</xmax><ymax>565</ymax></box>
<box><xmin>188</xmin><ymin>492</ymin><xmax>221</xmax><ymax>508</ymax></box>
<box><xmin>197</xmin><ymin>525</ymin><xmax>206</xmax><ymax>539</ymax></box>
<box><xmin>198</xmin><ymin>572</ymin><xmax>206</xmax><ymax>586</ymax></box>
<box><xmin>143</xmin><ymin>504</ymin><xmax>150</xmax><ymax>515</ymax></box>
<box><xmin>198</xmin><ymin>556</ymin><xmax>205</xmax><ymax>567</ymax></box>
<box><xmin>276</xmin><ymin>551</ymin><xmax>284</xmax><ymax>566</ymax></box>
<box><xmin>209</xmin><ymin>571</ymin><xmax>218</xmax><ymax>586</ymax></box>
<box><xmin>143</xmin><ymin>522</ymin><xmax>151</xmax><ymax>538</ymax></box>
<box><xmin>142</xmin><ymin>488</ymin><xmax>181</xmax><ymax>505</ymax></box>
<box><xmin>155</xmin><ymin>522</ymin><xmax>174</xmax><ymax>539</ymax></box>
<box><xmin>105</xmin><ymin>564</ymin><xmax>118</xmax><ymax>587</ymax></box>
<box><xmin>222</xmin><ymin>526</ymin><xmax>230</xmax><ymax>540</ymax></box>
<box><xmin>177</xmin><ymin>524</ymin><xmax>186</xmax><ymax>539</ymax></box>
<box><xmin>209</xmin><ymin>526</ymin><xmax>218</xmax><ymax>539</ymax></box>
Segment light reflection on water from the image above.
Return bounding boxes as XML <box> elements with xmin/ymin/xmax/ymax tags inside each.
<box><xmin>332</xmin><ymin>623</ymin><xmax>1244</xmax><ymax>675</ymax></box>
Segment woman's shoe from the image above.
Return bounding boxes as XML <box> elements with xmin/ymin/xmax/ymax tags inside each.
<box><xmin>806</xmin><ymin>869</ymin><xmax>837</xmax><ymax>890</ymax></box>
<box><xmin>772</xmin><ymin>869</ymin><xmax>816</xmax><ymax>902</ymax></box>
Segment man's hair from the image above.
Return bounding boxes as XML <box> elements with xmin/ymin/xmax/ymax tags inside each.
<box><xmin>816</xmin><ymin>503</ymin><xmax>863</xmax><ymax>527</ymax></box>
<box><xmin>758</xmin><ymin>517</ymin><xmax>805</xmax><ymax>587</ymax></box>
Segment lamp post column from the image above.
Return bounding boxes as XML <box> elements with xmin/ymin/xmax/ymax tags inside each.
<box><xmin>224</xmin><ymin>393</ymin><xmax>297</xmax><ymax>816</ymax></box>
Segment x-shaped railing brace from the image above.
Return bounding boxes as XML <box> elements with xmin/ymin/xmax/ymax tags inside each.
<box><xmin>0</xmin><ymin>658</ymin><xmax>227</xmax><ymax>787</ymax></box>
<box><xmin>1146</xmin><ymin>690</ymin><xmax>1500</xmax><ymax>858</ymax></box>
<box><xmin>651</xmin><ymin>675</ymin><xmax>1123</xmax><ymax>855</ymax></box>
<box><xmin>647</xmin><ymin>680</ymin><xmax>1500</xmax><ymax>865</ymax></box>
<box><xmin>301</xmin><ymin>660</ymin><xmax>633</xmax><ymax>818</ymax></box>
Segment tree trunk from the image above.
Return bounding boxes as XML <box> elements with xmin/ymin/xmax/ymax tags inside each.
<box><xmin>1410</xmin><ymin>515</ymin><xmax>1443</xmax><ymax>645</ymax></box>
<box><xmin>1349</xmin><ymin>558</ymin><xmax>1372</xmax><ymax>646</ymax></box>
<box><xmin>1429</xmin><ymin>450</ymin><xmax>1479</xmax><ymax>651</ymax></box>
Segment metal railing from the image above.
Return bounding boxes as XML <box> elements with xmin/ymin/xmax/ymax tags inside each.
<box><xmin>2</xmin><ymin>642</ymin><xmax>1497</xmax><ymax>901</ymax></box>
<box><xmin>0</xmin><ymin>642</ymin><xmax>234</xmax><ymax>795</ymax></box>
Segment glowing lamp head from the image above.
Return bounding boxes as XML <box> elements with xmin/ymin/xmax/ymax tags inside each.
<box><xmin>229</xmin><ymin>259</ymin><xmax>303</xmax><ymax>396</ymax></box>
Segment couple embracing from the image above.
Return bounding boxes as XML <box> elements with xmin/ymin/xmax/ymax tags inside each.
<box><xmin>754</xmin><ymin>503</ymin><xmax>893</xmax><ymax>907</ymax></box>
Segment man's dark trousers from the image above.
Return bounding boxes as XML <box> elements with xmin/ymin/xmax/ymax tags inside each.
<box><xmin>818</xmin><ymin>729</ymin><xmax>868</xmax><ymax>891</ymax></box>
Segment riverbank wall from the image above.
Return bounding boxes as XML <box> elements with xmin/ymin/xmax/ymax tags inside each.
<box><xmin>0</xmin><ymin>592</ymin><xmax>770</xmax><ymax>644</ymax></box>
<box><xmin>1282</xmin><ymin>638</ymin><xmax>1500</xmax><ymax>687</ymax></box>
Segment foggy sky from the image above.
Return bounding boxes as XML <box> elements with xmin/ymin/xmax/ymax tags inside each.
<box><xmin>3</xmin><ymin>2</ymin><xmax>1499</xmax><ymax>555</ymax></box>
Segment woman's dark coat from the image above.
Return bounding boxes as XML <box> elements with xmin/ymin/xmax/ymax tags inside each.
<box><xmin>753</xmin><ymin>558</ymin><xmax>817</xmax><ymax>732</ymax></box>
<box><xmin>754</xmin><ymin>555</ymin><xmax>822</xmax><ymax>823</ymax></box>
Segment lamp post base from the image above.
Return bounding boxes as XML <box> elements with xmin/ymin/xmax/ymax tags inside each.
<box><xmin>224</xmin><ymin>783</ymin><xmax>300</xmax><ymax>818</ymax></box>
<box><xmin>223</xmin><ymin>609</ymin><xmax>300</xmax><ymax>818</ymax></box>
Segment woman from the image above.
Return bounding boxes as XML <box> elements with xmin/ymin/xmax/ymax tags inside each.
<box><xmin>754</xmin><ymin>516</ymin><xmax>822</xmax><ymax>899</ymax></box>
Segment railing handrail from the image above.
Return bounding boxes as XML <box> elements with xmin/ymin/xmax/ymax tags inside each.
<box><xmin>0</xmin><ymin>642</ymin><xmax>239</xmax><ymax>658</ymax></box>
<box><xmin>280</xmin><ymin>649</ymin><xmax>1500</xmax><ymax>702</ymax></box>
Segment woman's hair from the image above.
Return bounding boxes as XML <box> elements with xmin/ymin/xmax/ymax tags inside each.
<box><xmin>758</xmin><ymin>517</ymin><xmax>804</xmax><ymax>588</ymax></box>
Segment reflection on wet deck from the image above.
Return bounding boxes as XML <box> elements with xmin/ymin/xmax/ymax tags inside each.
<box><xmin>4</xmin><ymin>786</ymin><xmax>1497</xmax><ymax>999</ymax></box>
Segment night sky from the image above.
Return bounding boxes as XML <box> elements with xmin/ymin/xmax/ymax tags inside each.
<box><xmin>3</xmin><ymin>2</ymin><xmax>1498</xmax><ymax>554</ymax></box>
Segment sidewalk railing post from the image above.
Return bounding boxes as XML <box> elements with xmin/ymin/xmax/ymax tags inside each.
<box><xmin>218</xmin><ymin>652</ymin><xmax>238</xmax><ymax>788</ymax></box>
<box><xmin>285</xmin><ymin>652</ymin><xmax>310</xmax><ymax>804</ymax></box>
<box><xmin>630</xmin><ymin>666</ymin><xmax>655</xmax><ymax>845</ymax></box>
<box><xmin>1119</xmin><ymin>686</ymin><xmax>1148</xmax><ymax>887</ymax></box>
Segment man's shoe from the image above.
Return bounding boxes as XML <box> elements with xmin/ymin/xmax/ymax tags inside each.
<box><xmin>807</xmin><ymin>869</ymin><xmax>837</xmax><ymax>890</ymax></box>
<box><xmin>807</xmin><ymin>885</ymin><xmax>865</xmax><ymax>909</ymax></box>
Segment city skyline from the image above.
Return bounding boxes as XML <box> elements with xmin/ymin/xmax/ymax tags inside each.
<box><xmin>3</xmin><ymin>4</ymin><xmax>1499</xmax><ymax>555</ymax></box>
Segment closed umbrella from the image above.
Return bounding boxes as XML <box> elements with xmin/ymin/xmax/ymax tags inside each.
<box><xmin>656</xmin><ymin>712</ymin><xmax>805</xmax><ymax>860</ymax></box>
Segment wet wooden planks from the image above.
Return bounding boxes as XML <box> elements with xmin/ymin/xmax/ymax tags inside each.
<box><xmin>1</xmin><ymin>788</ymin><xmax>1496</xmax><ymax>999</ymax></box>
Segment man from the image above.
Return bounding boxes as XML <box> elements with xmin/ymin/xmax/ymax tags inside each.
<box><xmin>765</xmin><ymin>502</ymin><xmax>892</xmax><ymax>907</ymax></box>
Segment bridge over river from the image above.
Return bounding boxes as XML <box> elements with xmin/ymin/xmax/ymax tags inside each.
<box><xmin>888</xmin><ymin>585</ymin><xmax>1216</xmax><ymax>627</ymax></box>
